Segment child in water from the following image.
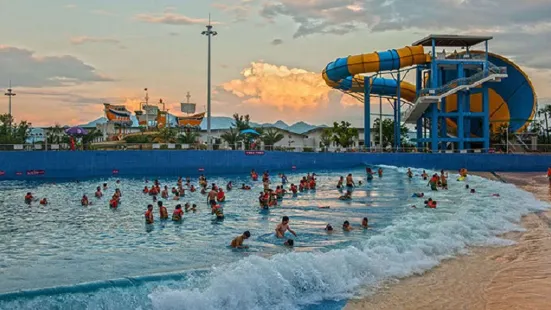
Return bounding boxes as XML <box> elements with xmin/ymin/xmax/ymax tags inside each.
<box><xmin>361</xmin><ymin>217</ymin><xmax>369</xmax><ymax>229</ymax></box>
<box><xmin>158</xmin><ymin>201</ymin><xmax>168</xmax><ymax>220</ymax></box>
<box><xmin>145</xmin><ymin>204</ymin><xmax>154</xmax><ymax>224</ymax></box>
<box><xmin>172</xmin><ymin>205</ymin><xmax>184</xmax><ymax>221</ymax></box>
<box><xmin>275</xmin><ymin>216</ymin><xmax>297</xmax><ymax>238</ymax></box>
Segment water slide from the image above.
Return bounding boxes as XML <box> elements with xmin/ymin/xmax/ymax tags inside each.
<box><xmin>322</xmin><ymin>46</ymin><xmax>537</xmax><ymax>134</ymax></box>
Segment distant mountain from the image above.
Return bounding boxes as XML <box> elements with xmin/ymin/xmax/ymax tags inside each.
<box><xmin>79</xmin><ymin>115</ymin><xmax>325</xmax><ymax>134</ymax></box>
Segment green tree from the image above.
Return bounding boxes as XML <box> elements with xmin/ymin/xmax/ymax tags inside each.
<box><xmin>82</xmin><ymin>128</ymin><xmax>103</xmax><ymax>145</ymax></box>
<box><xmin>260</xmin><ymin>128</ymin><xmax>284</xmax><ymax>150</ymax></box>
<box><xmin>331</xmin><ymin>121</ymin><xmax>358</xmax><ymax>148</ymax></box>
<box><xmin>320</xmin><ymin>128</ymin><xmax>333</xmax><ymax>150</ymax></box>
<box><xmin>178</xmin><ymin>130</ymin><xmax>200</xmax><ymax>144</ymax></box>
<box><xmin>46</xmin><ymin>124</ymin><xmax>68</xmax><ymax>144</ymax></box>
<box><xmin>233</xmin><ymin>113</ymin><xmax>251</xmax><ymax>131</ymax></box>
<box><xmin>0</xmin><ymin>114</ymin><xmax>31</xmax><ymax>144</ymax></box>
<box><xmin>372</xmin><ymin>118</ymin><xmax>409</xmax><ymax>148</ymax></box>
<box><xmin>155</xmin><ymin>127</ymin><xmax>178</xmax><ymax>143</ymax></box>
<box><xmin>220</xmin><ymin>127</ymin><xmax>241</xmax><ymax>150</ymax></box>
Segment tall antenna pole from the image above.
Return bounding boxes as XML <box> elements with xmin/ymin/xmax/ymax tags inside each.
<box><xmin>4</xmin><ymin>80</ymin><xmax>16</xmax><ymax>127</ymax></box>
<box><xmin>202</xmin><ymin>13</ymin><xmax>217</xmax><ymax>150</ymax></box>
<box><xmin>144</xmin><ymin>88</ymin><xmax>149</xmax><ymax>131</ymax></box>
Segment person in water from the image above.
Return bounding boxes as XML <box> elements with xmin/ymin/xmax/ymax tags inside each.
<box><xmin>361</xmin><ymin>217</ymin><xmax>369</xmax><ymax>229</ymax></box>
<box><xmin>226</xmin><ymin>181</ymin><xmax>233</xmax><ymax>191</ymax></box>
<box><xmin>241</xmin><ymin>183</ymin><xmax>251</xmax><ymax>190</ymax></box>
<box><xmin>339</xmin><ymin>190</ymin><xmax>352</xmax><ymax>200</ymax></box>
<box><xmin>377</xmin><ymin>168</ymin><xmax>383</xmax><ymax>177</ymax></box>
<box><xmin>81</xmin><ymin>195</ymin><xmax>90</xmax><ymax>206</ymax></box>
<box><xmin>343</xmin><ymin>221</ymin><xmax>353</xmax><ymax>231</ymax></box>
<box><xmin>284</xmin><ymin>239</ymin><xmax>294</xmax><ymax>247</ymax></box>
<box><xmin>424</xmin><ymin>198</ymin><xmax>437</xmax><ymax>208</ymax></box>
<box><xmin>95</xmin><ymin>187</ymin><xmax>103</xmax><ymax>198</ymax></box>
<box><xmin>172</xmin><ymin>204</ymin><xmax>184</xmax><ymax>221</ymax></box>
<box><xmin>211</xmin><ymin>200</ymin><xmax>224</xmax><ymax>219</ymax></box>
<box><xmin>217</xmin><ymin>188</ymin><xmax>226</xmax><ymax>202</ymax></box>
<box><xmin>158</xmin><ymin>201</ymin><xmax>168</xmax><ymax>220</ymax></box>
<box><xmin>412</xmin><ymin>192</ymin><xmax>425</xmax><ymax>198</ymax></box>
<box><xmin>325</xmin><ymin>224</ymin><xmax>334</xmax><ymax>233</ymax></box>
<box><xmin>407</xmin><ymin>168</ymin><xmax>413</xmax><ymax>179</ymax></box>
<box><xmin>230</xmin><ymin>231</ymin><xmax>251</xmax><ymax>249</ymax></box>
<box><xmin>346</xmin><ymin>174</ymin><xmax>355</xmax><ymax>187</ymax></box>
<box><xmin>366</xmin><ymin>167</ymin><xmax>374</xmax><ymax>180</ymax></box>
<box><xmin>421</xmin><ymin>170</ymin><xmax>428</xmax><ymax>180</ymax></box>
<box><xmin>24</xmin><ymin>192</ymin><xmax>34</xmax><ymax>204</ymax></box>
<box><xmin>428</xmin><ymin>174</ymin><xmax>438</xmax><ymax>191</ymax></box>
<box><xmin>39</xmin><ymin>198</ymin><xmax>48</xmax><ymax>205</ymax></box>
<box><xmin>275</xmin><ymin>216</ymin><xmax>297</xmax><ymax>238</ymax></box>
<box><xmin>145</xmin><ymin>204</ymin><xmax>154</xmax><ymax>224</ymax></box>
<box><xmin>337</xmin><ymin>176</ymin><xmax>344</xmax><ymax>189</ymax></box>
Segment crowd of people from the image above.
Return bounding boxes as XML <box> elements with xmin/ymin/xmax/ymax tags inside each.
<box><xmin>23</xmin><ymin>166</ymin><xmax>479</xmax><ymax>250</ymax></box>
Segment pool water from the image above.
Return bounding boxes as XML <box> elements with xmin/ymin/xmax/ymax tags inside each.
<box><xmin>0</xmin><ymin>166</ymin><xmax>547</xmax><ymax>310</ymax></box>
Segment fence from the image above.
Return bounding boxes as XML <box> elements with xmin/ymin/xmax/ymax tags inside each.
<box><xmin>2</xmin><ymin>143</ymin><xmax>550</xmax><ymax>153</ymax></box>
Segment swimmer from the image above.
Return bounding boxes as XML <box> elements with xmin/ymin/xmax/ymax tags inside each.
<box><xmin>173</xmin><ymin>191</ymin><xmax>180</xmax><ymax>200</ymax></box>
<box><xmin>281</xmin><ymin>174</ymin><xmax>288</xmax><ymax>184</ymax></box>
<box><xmin>325</xmin><ymin>224</ymin><xmax>334</xmax><ymax>232</ymax></box>
<box><xmin>284</xmin><ymin>239</ymin><xmax>294</xmax><ymax>247</ymax></box>
<box><xmin>190</xmin><ymin>185</ymin><xmax>196</xmax><ymax>192</ymax></box>
<box><xmin>39</xmin><ymin>198</ymin><xmax>48</xmax><ymax>205</ymax></box>
<box><xmin>161</xmin><ymin>186</ymin><xmax>169</xmax><ymax>199</ymax></box>
<box><xmin>24</xmin><ymin>192</ymin><xmax>34</xmax><ymax>204</ymax></box>
<box><xmin>207</xmin><ymin>187</ymin><xmax>217</xmax><ymax>205</ymax></box>
<box><xmin>103</xmin><ymin>183</ymin><xmax>108</xmax><ymax>190</ymax></box>
<box><xmin>421</xmin><ymin>170</ymin><xmax>428</xmax><ymax>180</ymax></box>
<box><xmin>346</xmin><ymin>174</ymin><xmax>355</xmax><ymax>187</ymax></box>
<box><xmin>81</xmin><ymin>195</ymin><xmax>89</xmax><ymax>206</ymax></box>
<box><xmin>366</xmin><ymin>167</ymin><xmax>374</xmax><ymax>180</ymax></box>
<box><xmin>339</xmin><ymin>190</ymin><xmax>352</xmax><ymax>200</ymax></box>
<box><xmin>407</xmin><ymin>168</ymin><xmax>413</xmax><ymax>179</ymax></box>
<box><xmin>95</xmin><ymin>187</ymin><xmax>103</xmax><ymax>198</ymax></box>
<box><xmin>428</xmin><ymin>174</ymin><xmax>438</xmax><ymax>191</ymax></box>
<box><xmin>109</xmin><ymin>195</ymin><xmax>119</xmax><ymax>208</ymax></box>
<box><xmin>470</xmin><ymin>188</ymin><xmax>476</xmax><ymax>193</ymax></box>
<box><xmin>343</xmin><ymin>221</ymin><xmax>353</xmax><ymax>231</ymax></box>
<box><xmin>143</xmin><ymin>186</ymin><xmax>149</xmax><ymax>194</ymax></box>
<box><xmin>378</xmin><ymin>168</ymin><xmax>383</xmax><ymax>177</ymax></box>
<box><xmin>275</xmin><ymin>216</ymin><xmax>297</xmax><ymax>238</ymax></box>
<box><xmin>337</xmin><ymin>176</ymin><xmax>344</xmax><ymax>189</ymax></box>
<box><xmin>230</xmin><ymin>231</ymin><xmax>251</xmax><ymax>249</ymax></box>
<box><xmin>191</xmin><ymin>203</ymin><xmax>197</xmax><ymax>212</ymax></box>
<box><xmin>217</xmin><ymin>188</ymin><xmax>226</xmax><ymax>202</ymax></box>
<box><xmin>211</xmin><ymin>200</ymin><xmax>224</xmax><ymax>219</ymax></box>
<box><xmin>172</xmin><ymin>204</ymin><xmax>184</xmax><ymax>221</ymax></box>
<box><xmin>440</xmin><ymin>171</ymin><xmax>448</xmax><ymax>189</ymax></box>
<box><xmin>145</xmin><ymin>204</ymin><xmax>154</xmax><ymax>224</ymax></box>
<box><xmin>424</xmin><ymin>198</ymin><xmax>437</xmax><ymax>208</ymax></box>
<box><xmin>290</xmin><ymin>183</ymin><xmax>298</xmax><ymax>195</ymax></box>
<box><xmin>361</xmin><ymin>217</ymin><xmax>368</xmax><ymax>229</ymax></box>
<box><xmin>158</xmin><ymin>201</ymin><xmax>168</xmax><ymax>220</ymax></box>
<box><xmin>226</xmin><ymin>181</ymin><xmax>233</xmax><ymax>191</ymax></box>
<box><xmin>412</xmin><ymin>192</ymin><xmax>425</xmax><ymax>198</ymax></box>
<box><xmin>492</xmin><ymin>193</ymin><xmax>500</xmax><ymax>197</ymax></box>
<box><xmin>241</xmin><ymin>183</ymin><xmax>251</xmax><ymax>190</ymax></box>
<box><xmin>465</xmin><ymin>184</ymin><xmax>470</xmax><ymax>189</ymax></box>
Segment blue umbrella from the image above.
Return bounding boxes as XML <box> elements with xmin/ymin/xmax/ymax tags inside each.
<box><xmin>240</xmin><ymin>129</ymin><xmax>260</xmax><ymax>135</ymax></box>
<box><xmin>65</xmin><ymin>126</ymin><xmax>88</xmax><ymax>136</ymax></box>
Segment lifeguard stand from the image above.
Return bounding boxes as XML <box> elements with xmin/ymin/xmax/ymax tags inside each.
<box><xmin>402</xmin><ymin>35</ymin><xmax>508</xmax><ymax>152</ymax></box>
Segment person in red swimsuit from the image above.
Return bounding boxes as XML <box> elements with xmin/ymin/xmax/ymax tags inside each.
<box><xmin>145</xmin><ymin>204</ymin><xmax>154</xmax><ymax>224</ymax></box>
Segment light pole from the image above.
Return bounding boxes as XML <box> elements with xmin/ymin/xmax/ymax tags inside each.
<box><xmin>144</xmin><ymin>88</ymin><xmax>149</xmax><ymax>131</ymax></box>
<box><xmin>4</xmin><ymin>81</ymin><xmax>16</xmax><ymax>126</ymax></box>
<box><xmin>202</xmin><ymin>15</ymin><xmax>217</xmax><ymax>150</ymax></box>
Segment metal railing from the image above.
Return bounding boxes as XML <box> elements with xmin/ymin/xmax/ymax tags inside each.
<box><xmin>2</xmin><ymin>142</ymin><xmax>551</xmax><ymax>154</ymax></box>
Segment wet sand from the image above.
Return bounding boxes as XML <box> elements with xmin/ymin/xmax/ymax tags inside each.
<box><xmin>346</xmin><ymin>172</ymin><xmax>551</xmax><ymax>310</ymax></box>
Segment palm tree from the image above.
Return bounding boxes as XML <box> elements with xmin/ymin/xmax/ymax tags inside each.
<box><xmin>260</xmin><ymin>128</ymin><xmax>284</xmax><ymax>150</ymax></box>
<box><xmin>155</xmin><ymin>127</ymin><xmax>178</xmax><ymax>143</ymax></box>
<box><xmin>220</xmin><ymin>127</ymin><xmax>241</xmax><ymax>150</ymax></box>
<box><xmin>178</xmin><ymin>130</ymin><xmax>200</xmax><ymax>144</ymax></box>
<box><xmin>46</xmin><ymin>124</ymin><xmax>67</xmax><ymax>144</ymax></box>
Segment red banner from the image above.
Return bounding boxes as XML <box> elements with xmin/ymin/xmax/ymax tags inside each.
<box><xmin>198</xmin><ymin>168</ymin><xmax>205</xmax><ymax>172</ymax></box>
<box><xmin>291</xmin><ymin>166</ymin><xmax>297</xmax><ymax>170</ymax></box>
<box><xmin>15</xmin><ymin>172</ymin><xmax>23</xmax><ymax>176</ymax></box>
<box><xmin>112</xmin><ymin>169</ymin><xmax>119</xmax><ymax>174</ymax></box>
<box><xmin>26</xmin><ymin>170</ymin><xmax>45</xmax><ymax>176</ymax></box>
<box><xmin>0</xmin><ymin>171</ymin><xmax>5</xmax><ymax>176</ymax></box>
<box><xmin>245</xmin><ymin>151</ymin><xmax>265</xmax><ymax>155</ymax></box>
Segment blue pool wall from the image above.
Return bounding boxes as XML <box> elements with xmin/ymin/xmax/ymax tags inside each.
<box><xmin>0</xmin><ymin>151</ymin><xmax>549</xmax><ymax>180</ymax></box>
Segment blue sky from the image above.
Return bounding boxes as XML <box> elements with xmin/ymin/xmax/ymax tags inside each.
<box><xmin>1</xmin><ymin>0</ymin><xmax>550</xmax><ymax>126</ymax></box>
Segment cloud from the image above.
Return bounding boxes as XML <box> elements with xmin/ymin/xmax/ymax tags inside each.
<box><xmin>212</xmin><ymin>0</ymin><xmax>256</xmax><ymax>22</ymax></box>
<box><xmin>260</xmin><ymin>0</ymin><xmax>551</xmax><ymax>38</ymax></box>
<box><xmin>135</xmin><ymin>12</ymin><xmax>215</xmax><ymax>25</ymax></box>
<box><xmin>70</xmin><ymin>36</ymin><xmax>121</xmax><ymax>46</ymax></box>
<box><xmin>271</xmin><ymin>39</ymin><xmax>283</xmax><ymax>45</ymax></box>
<box><xmin>91</xmin><ymin>9</ymin><xmax>116</xmax><ymax>16</ymax></box>
<box><xmin>0</xmin><ymin>46</ymin><xmax>112</xmax><ymax>88</ymax></box>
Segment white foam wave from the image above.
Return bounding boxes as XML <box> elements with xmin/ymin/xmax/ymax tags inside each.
<box><xmin>149</xmin><ymin>170</ymin><xmax>549</xmax><ymax>310</ymax></box>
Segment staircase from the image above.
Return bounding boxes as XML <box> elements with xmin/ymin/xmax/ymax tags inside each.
<box><xmin>402</xmin><ymin>63</ymin><xmax>508</xmax><ymax>124</ymax></box>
